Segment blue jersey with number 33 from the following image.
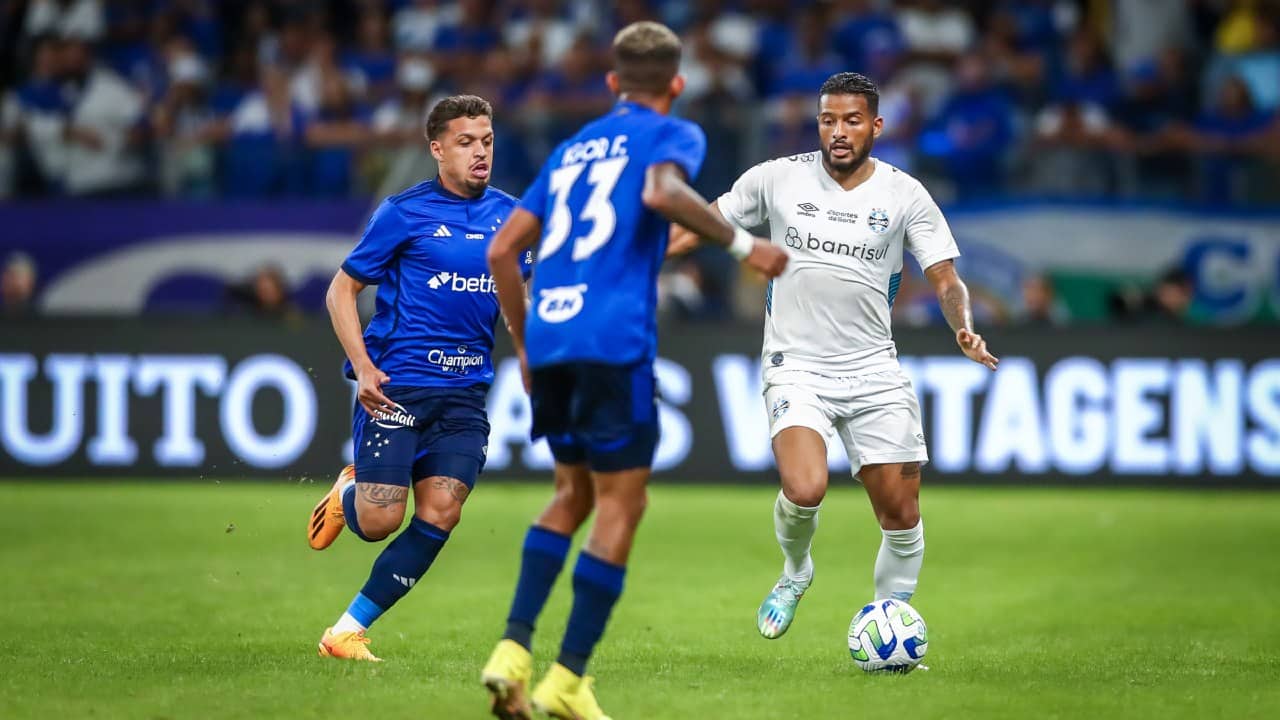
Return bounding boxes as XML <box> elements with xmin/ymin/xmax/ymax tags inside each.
<box><xmin>518</xmin><ymin>101</ymin><xmax>706</xmax><ymax>368</ymax></box>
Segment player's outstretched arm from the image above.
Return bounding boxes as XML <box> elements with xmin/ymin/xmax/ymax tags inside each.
<box><xmin>924</xmin><ymin>260</ymin><xmax>999</xmax><ymax>371</ymax></box>
<box><xmin>487</xmin><ymin>207</ymin><xmax>543</xmax><ymax>387</ymax></box>
<box><xmin>643</xmin><ymin>162</ymin><xmax>787</xmax><ymax>278</ymax></box>
<box><xmin>326</xmin><ymin>269</ymin><xmax>394</xmax><ymax>415</ymax></box>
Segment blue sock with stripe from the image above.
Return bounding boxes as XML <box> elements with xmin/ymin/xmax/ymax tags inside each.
<box><xmin>345</xmin><ymin>517</ymin><xmax>450</xmax><ymax>629</ymax></box>
<box><xmin>503</xmin><ymin>526</ymin><xmax>572</xmax><ymax>650</ymax></box>
<box><xmin>557</xmin><ymin>552</ymin><xmax>626</xmax><ymax>676</ymax></box>
<box><xmin>341</xmin><ymin>482</ymin><xmax>373</xmax><ymax>542</ymax></box>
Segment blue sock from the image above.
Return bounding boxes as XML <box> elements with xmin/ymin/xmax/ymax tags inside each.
<box><xmin>350</xmin><ymin>517</ymin><xmax>450</xmax><ymax>627</ymax></box>
<box><xmin>341</xmin><ymin>482</ymin><xmax>373</xmax><ymax>542</ymax></box>
<box><xmin>557</xmin><ymin>552</ymin><xmax>625</xmax><ymax>676</ymax></box>
<box><xmin>503</xmin><ymin>526</ymin><xmax>572</xmax><ymax>650</ymax></box>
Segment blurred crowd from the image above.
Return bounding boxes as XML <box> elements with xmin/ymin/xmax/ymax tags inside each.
<box><xmin>1</xmin><ymin>0</ymin><xmax>1274</xmax><ymax>327</ymax></box>
<box><xmin>1</xmin><ymin>0</ymin><xmax>1279</xmax><ymax>204</ymax></box>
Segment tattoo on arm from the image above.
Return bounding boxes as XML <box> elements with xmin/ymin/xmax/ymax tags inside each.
<box><xmin>939</xmin><ymin>279</ymin><xmax>973</xmax><ymax>333</ymax></box>
<box><xmin>430</xmin><ymin>476</ymin><xmax>471</xmax><ymax>503</ymax></box>
<box><xmin>357</xmin><ymin>483</ymin><xmax>408</xmax><ymax>508</ymax></box>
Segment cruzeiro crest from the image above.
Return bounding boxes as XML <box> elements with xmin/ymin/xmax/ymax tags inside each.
<box><xmin>867</xmin><ymin>208</ymin><xmax>890</xmax><ymax>234</ymax></box>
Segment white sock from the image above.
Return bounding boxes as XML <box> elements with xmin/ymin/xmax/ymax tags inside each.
<box><xmin>774</xmin><ymin>490</ymin><xmax>820</xmax><ymax>585</ymax></box>
<box><xmin>874</xmin><ymin>520</ymin><xmax>925</xmax><ymax>601</ymax></box>
<box><xmin>332</xmin><ymin>612</ymin><xmax>366</xmax><ymax>635</ymax></box>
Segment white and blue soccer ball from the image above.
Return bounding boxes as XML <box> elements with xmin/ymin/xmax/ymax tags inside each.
<box><xmin>847</xmin><ymin>598</ymin><xmax>928</xmax><ymax>673</ymax></box>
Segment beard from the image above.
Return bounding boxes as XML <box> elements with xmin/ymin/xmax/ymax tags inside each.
<box><xmin>821</xmin><ymin>139</ymin><xmax>872</xmax><ymax>174</ymax></box>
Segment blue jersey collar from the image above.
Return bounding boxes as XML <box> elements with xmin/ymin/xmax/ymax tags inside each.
<box><xmin>613</xmin><ymin>99</ymin><xmax>656</xmax><ymax>116</ymax></box>
<box><xmin>431</xmin><ymin>177</ymin><xmax>484</xmax><ymax>202</ymax></box>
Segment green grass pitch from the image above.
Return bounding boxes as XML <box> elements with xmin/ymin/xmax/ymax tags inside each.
<box><xmin>2</xmin><ymin>481</ymin><xmax>1278</xmax><ymax>719</ymax></box>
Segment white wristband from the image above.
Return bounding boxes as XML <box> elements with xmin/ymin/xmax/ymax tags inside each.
<box><xmin>728</xmin><ymin>226</ymin><xmax>753</xmax><ymax>261</ymax></box>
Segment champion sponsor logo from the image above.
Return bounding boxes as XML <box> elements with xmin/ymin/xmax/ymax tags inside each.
<box><xmin>428</xmin><ymin>346</ymin><xmax>485</xmax><ymax>374</ymax></box>
<box><xmin>868</xmin><ymin>208</ymin><xmax>890</xmax><ymax>234</ymax></box>
<box><xmin>433</xmin><ymin>224</ymin><xmax>453</xmax><ymax>237</ymax></box>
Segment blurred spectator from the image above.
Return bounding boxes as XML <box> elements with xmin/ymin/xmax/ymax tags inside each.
<box><xmin>505</xmin><ymin>0</ymin><xmax>579</xmax><ymax>71</ymax></box>
<box><xmin>152</xmin><ymin>51</ymin><xmax>217</xmax><ymax>196</ymax></box>
<box><xmin>304</xmin><ymin>67</ymin><xmax>371</xmax><ymax>197</ymax></box>
<box><xmin>1211</xmin><ymin>16</ymin><xmax>1280</xmax><ymax>113</ymax></box>
<box><xmin>1105</xmin><ymin>0</ymin><xmax>1193</xmax><ymax>73</ymax></box>
<box><xmin>1028</xmin><ymin>92</ymin><xmax>1116</xmax><ymax>196</ymax></box>
<box><xmin>1188</xmin><ymin>75</ymin><xmax>1275</xmax><ymax>204</ymax></box>
<box><xmin>1110</xmin><ymin>56</ymin><xmax>1194</xmax><ymax>199</ymax></box>
<box><xmin>6</xmin><ymin>34</ymin><xmax>69</xmax><ymax>194</ymax></box>
<box><xmin>23</xmin><ymin>0</ymin><xmax>103</xmax><ymax>42</ymax></box>
<box><xmin>227</xmin><ymin>264</ymin><xmax>300</xmax><ymax>320</ymax></box>
<box><xmin>525</xmin><ymin>35</ymin><xmax>611</xmax><ymax>144</ymax></box>
<box><xmin>394</xmin><ymin>0</ymin><xmax>459</xmax><ymax>52</ymax></box>
<box><xmin>894</xmin><ymin>0</ymin><xmax>977</xmax><ymax>114</ymax></box>
<box><xmin>918</xmin><ymin>54</ymin><xmax>1015</xmax><ymax>199</ymax></box>
<box><xmin>342</xmin><ymin>7</ymin><xmax>397</xmax><ymax>102</ymax></box>
<box><xmin>1016</xmin><ymin>273</ymin><xmax>1070</xmax><ymax>326</ymax></box>
<box><xmin>1</xmin><ymin>251</ymin><xmax>38</xmax><ymax>318</ymax></box>
<box><xmin>830</xmin><ymin>0</ymin><xmax>904</xmax><ymax>82</ymax></box>
<box><xmin>434</xmin><ymin>0</ymin><xmax>502</xmax><ymax>80</ymax></box>
<box><xmin>1109</xmin><ymin>266</ymin><xmax>1195</xmax><ymax>324</ymax></box>
<box><xmin>219</xmin><ymin>65</ymin><xmax>306</xmax><ymax>197</ymax></box>
<box><xmin>1052</xmin><ymin>28</ymin><xmax>1119</xmax><ymax>110</ymax></box>
<box><xmin>61</xmin><ymin>34</ymin><xmax>148</xmax><ymax>195</ymax></box>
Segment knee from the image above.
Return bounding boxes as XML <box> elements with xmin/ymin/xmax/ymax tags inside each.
<box><xmin>780</xmin><ymin>472</ymin><xmax>827</xmax><ymax>508</ymax></box>
<box><xmin>550</xmin><ymin>472</ymin><xmax>594</xmax><ymax>523</ymax></box>
<box><xmin>417</xmin><ymin>496</ymin><xmax>463</xmax><ymax>532</ymax></box>
<box><xmin>877</xmin><ymin>502</ymin><xmax>920</xmax><ymax>531</ymax></box>
<box><xmin>356</xmin><ymin>507</ymin><xmax>403</xmax><ymax>541</ymax></box>
<box><xmin>595</xmin><ymin>489</ymin><xmax>647</xmax><ymax>527</ymax></box>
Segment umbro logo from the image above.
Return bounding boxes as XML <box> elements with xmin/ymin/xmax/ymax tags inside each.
<box><xmin>427</xmin><ymin>271</ymin><xmax>453</xmax><ymax>289</ymax></box>
<box><xmin>796</xmin><ymin>202</ymin><xmax>820</xmax><ymax>217</ymax></box>
<box><xmin>393</xmin><ymin>574</ymin><xmax>417</xmax><ymax>588</ymax></box>
<box><xmin>433</xmin><ymin>225</ymin><xmax>452</xmax><ymax>237</ymax></box>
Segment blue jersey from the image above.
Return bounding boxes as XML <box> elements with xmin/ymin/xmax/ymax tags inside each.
<box><xmin>518</xmin><ymin>101</ymin><xmax>707</xmax><ymax>368</ymax></box>
<box><xmin>341</xmin><ymin>178</ymin><xmax>531</xmax><ymax>387</ymax></box>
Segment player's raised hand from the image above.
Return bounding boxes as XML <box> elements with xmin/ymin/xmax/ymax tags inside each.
<box><xmin>745</xmin><ymin>239</ymin><xmax>788</xmax><ymax>278</ymax></box>
<box><xmin>666</xmin><ymin>223</ymin><xmax>700</xmax><ymax>258</ymax></box>
<box><xmin>956</xmin><ymin>328</ymin><xmax>999</xmax><ymax>371</ymax></box>
<box><xmin>356</xmin><ymin>364</ymin><xmax>394</xmax><ymax>417</ymax></box>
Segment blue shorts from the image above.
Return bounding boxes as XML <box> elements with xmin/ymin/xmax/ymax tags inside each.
<box><xmin>529</xmin><ymin>362</ymin><xmax>659</xmax><ymax>473</ymax></box>
<box><xmin>352</xmin><ymin>384</ymin><xmax>490</xmax><ymax>488</ymax></box>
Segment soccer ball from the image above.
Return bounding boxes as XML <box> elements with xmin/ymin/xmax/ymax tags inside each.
<box><xmin>847</xmin><ymin>598</ymin><xmax>928</xmax><ymax>673</ymax></box>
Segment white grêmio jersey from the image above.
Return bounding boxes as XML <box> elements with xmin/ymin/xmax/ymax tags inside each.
<box><xmin>717</xmin><ymin>152</ymin><xmax>959</xmax><ymax>380</ymax></box>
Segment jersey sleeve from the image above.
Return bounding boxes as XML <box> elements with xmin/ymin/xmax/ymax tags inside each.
<box><xmin>716</xmin><ymin>161</ymin><xmax>771</xmax><ymax>230</ymax></box>
<box><xmin>649</xmin><ymin>119</ymin><xmax>707</xmax><ymax>182</ymax></box>
<box><xmin>516</xmin><ymin>161</ymin><xmax>552</xmax><ymax>222</ymax></box>
<box><xmin>341</xmin><ymin>199</ymin><xmax>411</xmax><ymax>285</ymax></box>
<box><xmin>520</xmin><ymin>248</ymin><xmax>535</xmax><ymax>280</ymax></box>
<box><xmin>904</xmin><ymin>180</ymin><xmax>960</xmax><ymax>270</ymax></box>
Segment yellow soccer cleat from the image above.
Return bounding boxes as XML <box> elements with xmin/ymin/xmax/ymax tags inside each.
<box><xmin>317</xmin><ymin>627</ymin><xmax>382</xmax><ymax>662</ymax></box>
<box><xmin>308</xmin><ymin>465</ymin><xmax>354</xmax><ymax>550</ymax></box>
<box><xmin>481</xmin><ymin>639</ymin><xmax>533</xmax><ymax>720</ymax></box>
<box><xmin>531</xmin><ymin>663</ymin><xmax>612</xmax><ymax>720</ymax></box>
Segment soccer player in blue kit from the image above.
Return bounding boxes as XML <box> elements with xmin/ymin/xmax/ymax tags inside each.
<box><xmin>306</xmin><ymin>95</ymin><xmax>531</xmax><ymax>662</ymax></box>
<box><xmin>480</xmin><ymin>22</ymin><xmax>789</xmax><ymax>720</ymax></box>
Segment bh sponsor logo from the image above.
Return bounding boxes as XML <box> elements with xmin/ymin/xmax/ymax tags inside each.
<box><xmin>536</xmin><ymin>284</ymin><xmax>588</xmax><ymax>323</ymax></box>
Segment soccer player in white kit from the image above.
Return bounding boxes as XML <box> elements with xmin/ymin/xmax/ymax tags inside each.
<box><xmin>672</xmin><ymin>72</ymin><xmax>999</xmax><ymax>638</ymax></box>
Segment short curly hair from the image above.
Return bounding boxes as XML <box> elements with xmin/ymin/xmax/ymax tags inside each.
<box><xmin>818</xmin><ymin>72</ymin><xmax>880</xmax><ymax>115</ymax></box>
<box><xmin>425</xmin><ymin>95</ymin><xmax>493</xmax><ymax>141</ymax></box>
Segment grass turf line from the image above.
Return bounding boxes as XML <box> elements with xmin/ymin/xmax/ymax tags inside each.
<box><xmin>0</xmin><ymin>482</ymin><xmax>1277</xmax><ymax>719</ymax></box>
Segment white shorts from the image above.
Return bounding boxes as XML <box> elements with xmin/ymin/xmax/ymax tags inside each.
<box><xmin>763</xmin><ymin>368</ymin><xmax>928</xmax><ymax>472</ymax></box>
